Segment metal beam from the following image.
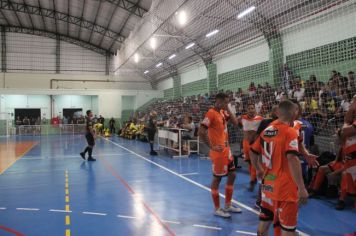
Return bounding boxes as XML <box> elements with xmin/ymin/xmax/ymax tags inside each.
<box><xmin>37</xmin><ymin>0</ymin><xmax>46</xmax><ymax>30</ymax></box>
<box><xmin>2</xmin><ymin>25</ymin><xmax>112</xmax><ymax>56</ymax></box>
<box><xmin>67</xmin><ymin>0</ymin><xmax>69</xmax><ymax>36</ymax></box>
<box><xmin>88</xmin><ymin>0</ymin><xmax>101</xmax><ymax>44</ymax></box>
<box><xmin>22</xmin><ymin>0</ymin><xmax>35</xmax><ymax>29</ymax></box>
<box><xmin>1</xmin><ymin>26</ymin><xmax>6</xmax><ymax>72</ymax></box>
<box><xmin>98</xmin><ymin>2</ymin><xmax>120</xmax><ymax>47</ymax></box>
<box><xmin>107</xmin><ymin>0</ymin><xmax>142</xmax><ymax>52</ymax></box>
<box><xmin>0</xmin><ymin>0</ymin><xmax>126</xmax><ymax>46</ymax></box>
<box><xmin>77</xmin><ymin>0</ymin><xmax>85</xmax><ymax>38</ymax></box>
<box><xmin>56</xmin><ymin>34</ymin><xmax>60</xmax><ymax>73</ymax></box>
<box><xmin>52</xmin><ymin>0</ymin><xmax>57</xmax><ymax>34</ymax></box>
<box><xmin>103</xmin><ymin>0</ymin><xmax>147</xmax><ymax>18</ymax></box>
<box><xmin>7</xmin><ymin>0</ymin><xmax>23</xmax><ymax>27</ymax></box>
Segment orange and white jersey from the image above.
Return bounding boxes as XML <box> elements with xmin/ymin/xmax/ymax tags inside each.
<box><xmin>344</xmin><ymin>120</ymin><xmax>356</xmax><ymax>156</ymax></box>
<box><xmin>240</xmin><ymin>114</ymin><xmax>263</xmax><ymax>132</ymax></box>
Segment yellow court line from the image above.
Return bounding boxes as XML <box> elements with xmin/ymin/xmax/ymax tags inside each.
<box><xmin>66</xmin><ymin>215</ymin><xmax>70</xmax><ymax>225</ymax></box>
<box><xmin>65</xmin><ymin>205</ymin><xmax>70</xmax><ymax>212</ymax></box>
<box><xmin>65</xmin><ymin>229</ymin><xmax>71</xmax><ymax>236</ymax></box>
<box><xmin>65</xmin><ymin>183</ymin><xmax>68</xmax><ymax>188</ymax></box>
<box><xmin>65</xmin><ymin>189</ymin><xmax>69</xmax><ymax>195</ymax></box>
<box><xmin>65</xmin><ymin>196</ymin><xmax>69</xmax><ymax>203</ymax></box>
<box><xmin>0</xmin><ymin>142</ymin><xmax>39</xmax><ymax>175</ymax></box>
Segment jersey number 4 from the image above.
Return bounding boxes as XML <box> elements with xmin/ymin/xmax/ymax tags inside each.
<box><xmin>262</xmin><ymin>141</ymin><xmax>274</xmax><ymax>169</ymax></box>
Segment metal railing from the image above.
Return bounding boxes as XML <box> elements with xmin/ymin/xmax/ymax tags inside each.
<box><xmin>17</xmin><ymin>124</ymin><xmax>86</xmax><ymax>136</ymax></box>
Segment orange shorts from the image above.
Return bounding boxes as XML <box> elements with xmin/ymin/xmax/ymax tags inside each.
<box><xmin>328</xmin><ymin>161</ymin><xmax>344</xmax><ymax>172</ymax></box>
<box><xmin>260</xmin><ymin>194</ymin><xmax>298</xmax><ymax>232</ymax></box>
<box><xmin>243</xmin><ymin>139</ymin><xmax>250</xmax><ymax>161</ymax></box>
<box><xmin>342</xmin><ymin>159</ymin><xmax>356</xmax><ymax>195</ymax></box>
<box><xmin>210</xmin><ymin>147</ymin><xmax>235</xmax><ymax>177</ymax></box>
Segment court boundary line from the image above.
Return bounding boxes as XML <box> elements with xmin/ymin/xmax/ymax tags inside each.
<box><xmin>104</xmin><ymin>137</ymin><xmax>309</xmax><ymax>236</ymax></box>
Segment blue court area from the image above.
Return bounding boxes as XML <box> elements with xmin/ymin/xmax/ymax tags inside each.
<box><xmin>0</xmin><ymin>135</ymin><xmax>355</xmax><ymax>236</ymax></box>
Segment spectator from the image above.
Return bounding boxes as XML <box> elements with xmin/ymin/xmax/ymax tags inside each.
<box><xmin>109</xmin><ymin>118</ymin><xmax>116</xmax><ymax>134</ymax></box>
<box><xmin>248</xmin><ymin>82</ymin><xmax>256</xmax><ymax>97</ymax></box>
<box><xmin>15</xmin><ymin>116</ymin><xmax>22</xmax><ymax>126</ymax></box>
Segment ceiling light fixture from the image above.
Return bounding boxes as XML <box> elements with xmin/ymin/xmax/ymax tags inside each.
<box><xmin>185</xmin><ymin>42</ymin><xmax>195</xmax><ymax>49</ymax></box>
<box><xmin>178</xmin><ymin>11</ymin><xmax>187</xmax><ymax>26</ymax></box>
<box><xmin>237</xmin><ymin>6</ymin><xmax>256</xmax><ymax>19</ymax></box>
<box><xmin>150</xmin><ymin>37</ymin><xmax>157</xmax><ymax>50</ymax></box>
<box><xmin>206</xmin><ymin>29</ymin><xmax>219</xmax><ymax>38</ymax></box>
<box><xmin>134</xmin><ymin>53</ymin><xmax>139</xmax><ymax>63</ymax></box>
<box><xmin>168</xmin><ymin>54</ymin><xmax>176</xmax><ymax>60</ymax></box>
<box><xmin>156</xmin><ymin>62</ymin><xmax>163</xmax><ymax>68</ymax></box>
<box><xmin>144</xmin><ymin>70</ymin><xmax>149</xmax><ymax>74</ymax></box>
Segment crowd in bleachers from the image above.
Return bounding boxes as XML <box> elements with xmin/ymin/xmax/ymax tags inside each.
<box><xmin>128</xmin><ymin>68</ymin><xmax>355</xmax><ymax>210</ymax></box>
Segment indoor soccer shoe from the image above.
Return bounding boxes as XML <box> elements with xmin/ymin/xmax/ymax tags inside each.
<box><xmin>214</xmin><ymin>208</ymin><xmax>231</xmax><ymax>218</ymax></box>
<box><xmin>224</xmin><ymin>205</ymin><xmax>242</xmax><ymax>213</ymax></box>
<box><xmin>88</xmin><ymin>157</ymin><xmax>96</xmax><ymax>161</ymax></box>
<box><xmin>80</xmin><ymin>152</ymin><xmax>86</xmax><ymax>160</ymax></box>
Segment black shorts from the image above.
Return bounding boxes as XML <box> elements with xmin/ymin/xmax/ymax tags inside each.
<box><xmin>147</xmin><ymin>130</ymin><xmax>155</xmax><ymax>141</ymax></box>
<box><xmin>85</xmin><ymin>133</ymin><xmax>95</xmax><ymax>146</ymax></box>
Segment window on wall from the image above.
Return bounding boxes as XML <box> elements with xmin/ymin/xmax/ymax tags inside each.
<box><xmin>14</xmin><ymin>108</ymin><xmax>41</xmax><ymax>124</ymax></box>
<box><xmin>63</xmin><ymin>108</ymin><xmax>83</xmax><ymax>119</ymax></box>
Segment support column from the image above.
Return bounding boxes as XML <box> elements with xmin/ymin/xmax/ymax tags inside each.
<box><xmin>1</xmin><ymin>26</ymin><xmax>6</xmax><ymax>73</ymax></box>
<box><xmin>206</xmin><ymin>62</ymin><xmax>217</xmax><ymax>93</ymax></box>
<box><xmin>56</xmin><ymin>35</ymin><xmax>60</xmax><ymax>74</ymax></box>
<box><xmin>105</xmin><ymin>52</ymin><xmax>110</xmax><ymax>75</ymax></box>
<box><xmin>267</xmin><ymin>33</ymin><xmax>284</xmax><ymax>88</ymax></box>
<box><xmin>173</xmin><ymin>74</ymin><xmax>181</xmax><ymax>98</ymax></box>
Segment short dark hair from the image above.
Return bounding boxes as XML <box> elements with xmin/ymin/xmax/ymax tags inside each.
<box><xmin>215</xmin><ymin>92</ymin><xmax>228</xmax><ymax>101</ymax></box>
<box><xmin>278</xmin><ymin>100</ymin><xmax>296</xmax><ymax>118</ymax></box>
<box><xmin>86</xmin><ymin>110</ymin><xmax>92</xmax><ymax>116</ymax></box>
<box><xmin>349</xmin><ymin>71</ymin><xmax>354</xmax><ymax>75</ymax></box>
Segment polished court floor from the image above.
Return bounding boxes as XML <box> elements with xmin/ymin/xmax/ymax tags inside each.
<box><xmin>0</xmin><ymin>135</ymin><xmax>355</xmax><ymax>236</ymax></box>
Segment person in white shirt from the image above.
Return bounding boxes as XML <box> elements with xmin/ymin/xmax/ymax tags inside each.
<box><xmin>293</xmin><ymin>83</ymin><xmax>305</xmax><ymax>101</ymax></box>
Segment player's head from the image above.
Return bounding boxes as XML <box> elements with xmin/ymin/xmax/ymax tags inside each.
<box><xmin>150</xmin><ymin>111</ymin><xmax>157</xmax><ymax>117</ymax></box>
<box><xmin>247</xmin><ymin>103</ymin><xmax>256</xmax><ymax>117</ymax></box>
<box><xmin>271</xmin><ymin>105</ymin><xmax>279</xmax><ymax>120</ymax></box>
<box><xmin>290</xmin><ymin>99</ymin><xmax>301</xmax><ymax>119</ymax></box>
<box><xmin>214</xmin><ymin>92</ymin><xmax>229</xmax><ymax>110</ymax></box>
<box><xmin>86</xmin><ymin>110</ymin><xmax>93</xmax><ymax>117</ymax></box>
<box><xmin>278</xmin><ymin>100</ymin><xmax>297</xmax><ymax>123</ymax></box>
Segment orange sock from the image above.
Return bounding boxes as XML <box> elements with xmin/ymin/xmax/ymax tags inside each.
<box><xmin>249</xmin><ymin>164</ymin><xmax>257</xmax><ymax>182</ymax></box>
<box><xmin>312</xmin><ymin>168</ymin><xmax>326</xmax><ymax>191</ymax></box>
<box><xmin>211</xmin><ymin>189</ymin><xmax>220</xmax><ymax>209</ymax></box>
<box><xmin>225</xmin><ymin>185</ymin><xmax>234</xmax><ymax>206</ymax></box>
<box><xmin>273</xmin><ymin>225</ymin><xmax>281</xmax><ymax>236</ymax></box>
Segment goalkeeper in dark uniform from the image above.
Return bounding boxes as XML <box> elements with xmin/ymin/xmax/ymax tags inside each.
<box><xmin>147</xmin><ymin>111</ymin><xmax>158</xmax><ymax>155</ymax></box>
<box><xmin>80</xmin><ymin>110</ymin><xmax>96</xmax><ymax>161</ymax></box>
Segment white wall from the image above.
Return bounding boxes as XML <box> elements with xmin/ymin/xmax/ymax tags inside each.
<box><xmin>1</xmin><ymin>95</ymin><xmax>51</xmax><ymax>118</ymax></box>
<box><xmin>282</xmin><ymin>2</ymin><xmax>356</xmax><ymax>57</ymax></box>
<box><xmin>0</xmin><ymin>89</ymin><xmax>163</xmax><ymax>119</ymax></box>
<box><xmin>215</xmin><ymin>38</ymin><xmax>269</xmax><ymax>75</ymax></box>
<box><xmin>156</xmin><ymin>77</ymin><xmax>173</xmax><ymax>90</ymax></box>
<box><xmin>180</xmin><ymin>63</ymin><xmax>207</xmax><ymax>85</ymax></box>
<box><xmin>53</xmin><ymin>95</ymin><xmax>98</xmax><ymax>117</ymax></box>
<box><xmin>0</xmin><ymin>73</ymin><xmax>152</xmax><ymax>90</ymax></box>
<box><xmin>7</xmin><ymin>33</ymin><xmax>56</xmax><ymax>73</ymax></box>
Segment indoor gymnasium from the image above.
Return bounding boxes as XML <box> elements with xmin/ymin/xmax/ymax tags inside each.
<box><xmin>0</xmin><ymin>0</ymin><xmax>356</xmax><ymax>235</ymax></box>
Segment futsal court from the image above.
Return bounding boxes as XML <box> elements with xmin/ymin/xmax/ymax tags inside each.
<box><xmin>0</xmin><ymin>134</ymin><xmax>354</xmax><ymax>236</ymax></box>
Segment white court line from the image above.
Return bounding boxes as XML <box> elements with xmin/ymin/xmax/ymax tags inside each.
<box><xmin>193</xmin><ymin>224</ymin><xmax>222</xmax><ymax>230</ymax></box>
<box><xmin>0</xmin><ymin>207</ymin><xmax>6</xmax><ymax>210</ymax></box>
<box><xmin>16</xmin><ymin>208</ymin><xmax>39</xmax><ymax>211</ymax></box>
<box><xmin>236</xmin><ymin>230</ymin><xmax>257</xmax><ymax>235</ymax></box>
<box><xmin>49</xmin><ymin>209</ymin><xmax>72</xmax><ymax>213</ymax></box>
<box><xmin>117</xmin><ymin>215</ymin><xmax>137</xmax><ymax>219</ymax></box>
<box><xmin>162</xmin><ymin>220</ymin><xmax>181</xmax><ymax>225</ymax></box>
<box><xmin>83</xmin><ymin>211</ymin><xmax>107</xmax><ymax>216</ymax></box>
<box><xmin>180</xmin><ymin>172</ymin><xmax>199</xmax><ymax>176</ymax></box>
<box><xmin>104</xmin><ymin>138</ymin><xmax>310</xmax><ymax>236</ymax></box>
<box><xmin>22</xmin><ymin>153</ymin><xmax>131</xmax><ymax>160</ymax></box>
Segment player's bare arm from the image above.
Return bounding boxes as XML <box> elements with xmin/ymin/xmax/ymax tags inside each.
<box><xmin>287</xmin><ymin>153</ymin><xmax>308</xmax><ymax>205</ymax></box>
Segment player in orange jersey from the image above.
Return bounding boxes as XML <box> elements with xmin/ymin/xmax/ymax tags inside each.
<box><xmin>250</xmin><ymin>100</ymin><xmax>308</xmax><ymax>236</ymax></box>
<box><xmin>199</xmin><ymin>92</ymin><xmax>241</xmax><ymax>218</ymax></box>
<box><xmin>336</xmin><ymin>95</ymin><xmax>356</xmax><ymax>210</ymax></box>
<box><xmin>238</xmin><ymin>103</ymin><xmax>263</xmax><ymax>191</ymax></box>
